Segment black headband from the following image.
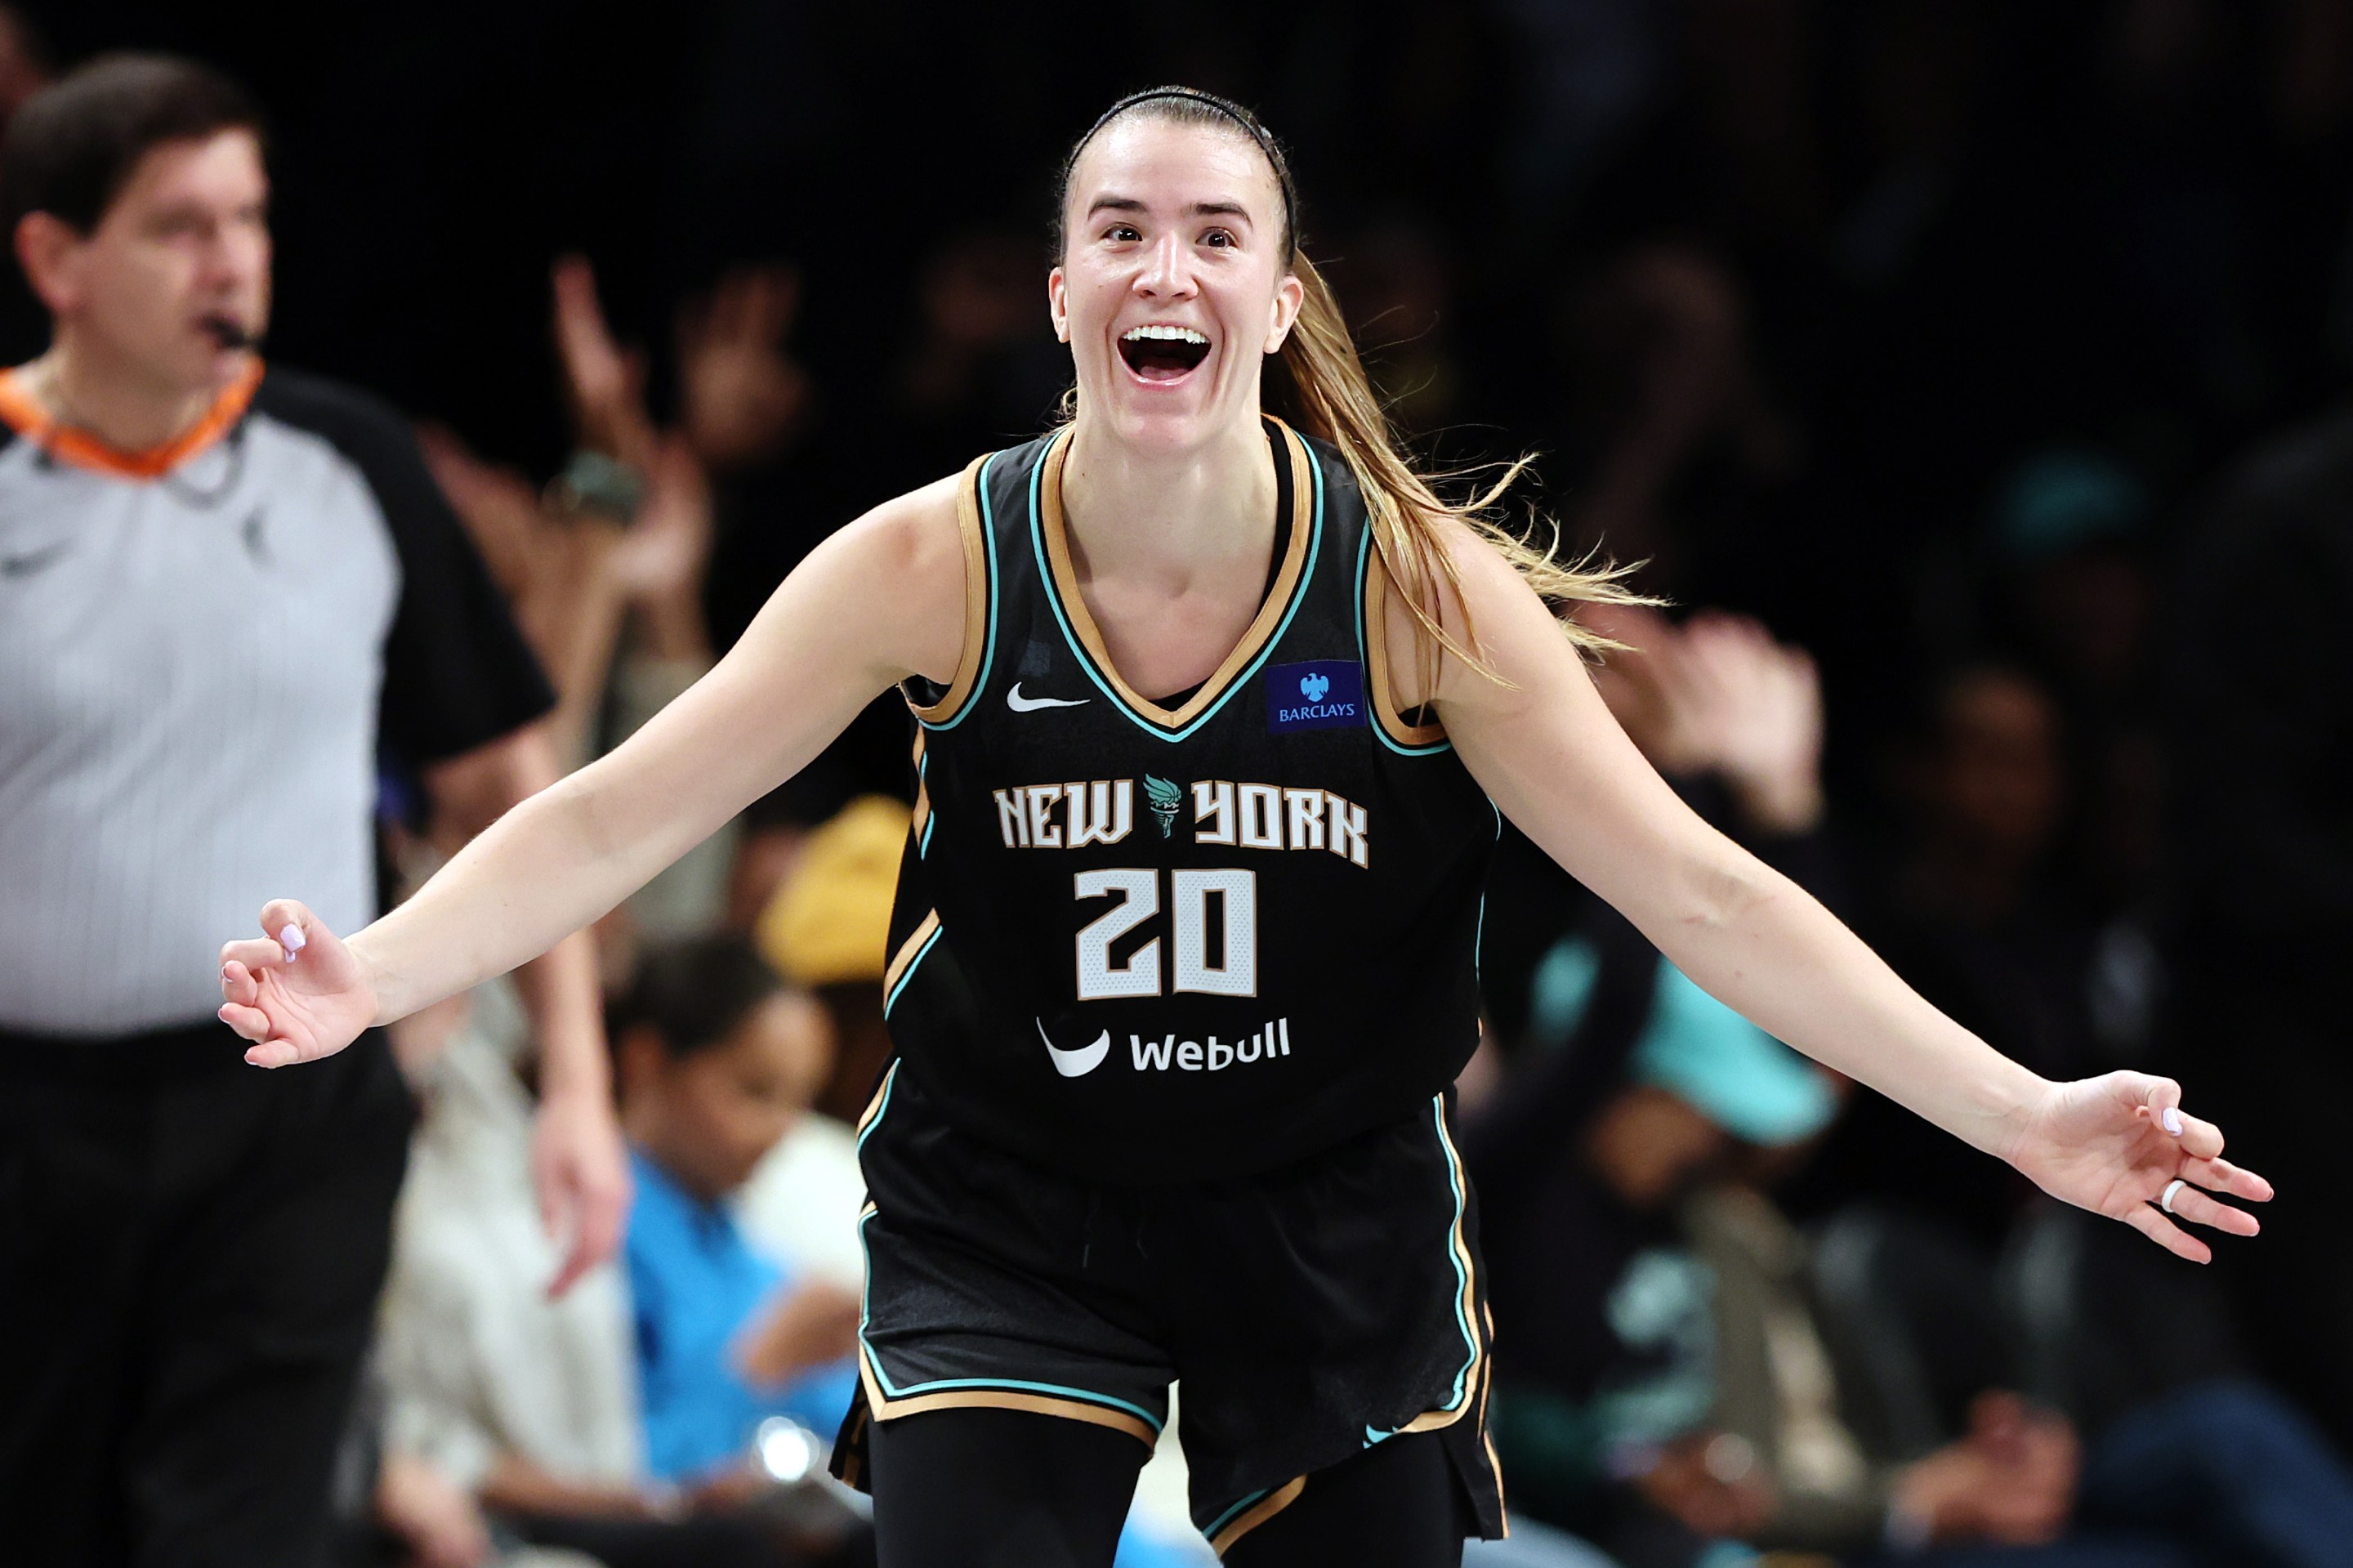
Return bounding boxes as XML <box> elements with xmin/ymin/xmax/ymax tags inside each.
<box><xmin>1075</xmin><ymin>86</ymin><xmax>1299</xmax><ymax>260</ymax></box>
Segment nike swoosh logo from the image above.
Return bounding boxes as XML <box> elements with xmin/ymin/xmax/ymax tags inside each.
<box><xmin>1007</xmin><ymin>682</ymin><xmax>1089</xmax><ymax>713</ymax></box>
<box><xmin>1038</xmin><ymin>1019</ymin><xmax>1110</xmax><ymax>1077</ymax></box>
<box><xmin>0</xmin><ymin>542</ymin><xmax>68</xmax><ymax>578</ymax></box>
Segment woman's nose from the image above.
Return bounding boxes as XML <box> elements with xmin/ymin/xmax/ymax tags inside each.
<box><xmin>1134</xmin><ymin>234</ymin><xmax>1197</xmax><ymax>298</ymax></box>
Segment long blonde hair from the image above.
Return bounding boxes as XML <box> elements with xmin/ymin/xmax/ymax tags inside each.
<box><xmin>1056</xmin><ymin>87</ymin><xmax>1644</xmax><ymax>692</ymax></box>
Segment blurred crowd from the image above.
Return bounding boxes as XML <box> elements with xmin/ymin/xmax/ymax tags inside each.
<box><xmin>12</xmin><ymin>2</ymin><xmax>2353</xmax><ymax>1566</ymax></box>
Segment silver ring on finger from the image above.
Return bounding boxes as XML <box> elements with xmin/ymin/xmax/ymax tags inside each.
<box><xmin>2159</xmin><ymin>1177</ymin><xmax>2187</xmax><ymax>1215</ymax></box>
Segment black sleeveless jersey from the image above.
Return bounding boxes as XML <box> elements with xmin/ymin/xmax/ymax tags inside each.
<box><xmin>881</xmin><ymin>418</ymin><xmax>1501</xmax><ymax>1182</ymax></box>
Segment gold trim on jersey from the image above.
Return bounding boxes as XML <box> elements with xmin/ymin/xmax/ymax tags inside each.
<box><xmin>882</xmin><ymin>910</ymin><xmax>941</xmax><ymax>998</ymax></box>
<box><xmin>906</xmin><ymin>453</ymin><xmax>995</xmax><ymax>723</ymax></box>
<box><xmin>854</xmin><ymin>1062</ymin><xmax>900</xmax><ymax>1141</ymax></box>
<box><xmin>1362</xmin><ymin>543</ymin><xmax>1448</xmax><ymax>748</ymax></box>
<box><xmin>909</xmin><ymin>730</ymin><xmax>931</xmax><ymax>843</ymax></box>
<box><xmin>1210</xmin><ymin>1476</ymin><xmax>1308</xmax><ymax>1556</ymax></box>
<box><xmin>1037</xmin><ymin>418</ymin><xmax>1315</xmax><ymax>730</ymax></box>
<box><xmin>852</xmin><ymin>1347</ymin><xmax>1160</xmax><ymax>1448</ymax></box>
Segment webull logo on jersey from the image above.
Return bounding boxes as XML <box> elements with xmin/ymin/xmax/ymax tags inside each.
<box><xmin>1038</xmin><ymin>1016</ymin><xmax>1293</xmax><ymax>1077</ymax></box>
<box><xmin>1266</xmin><ymin>659</ymin><xmax>1364</xmax><ymax>734</ymax></box>
<box><xmin>1131</xmin><ymin>1019</ymin><xmax>1293</xmax><ymax>1073</ymax></box>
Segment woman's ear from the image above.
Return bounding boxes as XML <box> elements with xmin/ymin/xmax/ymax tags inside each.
<box><xmin>1047</xmin><ymin>266</ymin><xmax>1070</xmax><ymax>345</ymax></box>
<box><xmin>1261</xmin><ymin>270</ymin><xmax>1306</xmax><ymax>355</ymax></box>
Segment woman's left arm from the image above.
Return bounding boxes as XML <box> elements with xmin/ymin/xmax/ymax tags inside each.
<box><xmin>1410</xmin><ymin>525</ymin><xmax>2270</xmax><ymax>1260</ymax></box>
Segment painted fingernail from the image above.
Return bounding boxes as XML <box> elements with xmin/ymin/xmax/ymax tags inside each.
<box><xmin>278</xmin><ymin>922</ymin><xmax>305</xmax><ymax>958</ymax></box>
<box><xmin>2163</xmin><ymin>1107</ymin><xmax>2184</xmax><ymax>1136</ymax></box>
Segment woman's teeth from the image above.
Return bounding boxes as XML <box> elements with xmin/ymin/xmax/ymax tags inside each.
<box><xmin>1121</xmin><ymin>325</ymin><xmax>1209</xmax><ymax>345</ymax></box>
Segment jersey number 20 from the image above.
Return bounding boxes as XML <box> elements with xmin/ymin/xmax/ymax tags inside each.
<box><xmin>1073</xmin><ymin>868</ymin><xmax>1257</xmax><ymax>1000</ymax></box>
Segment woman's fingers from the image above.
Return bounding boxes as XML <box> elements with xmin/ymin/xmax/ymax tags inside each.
<box><xmin>2134</xmin><ymin>1078</ymin><xmax>2227</xmax><ymax>1162</ymax></box>
<box><xmin>217</xmin><ymin>1001</ymin><xmax>271</xmax><ymax>1041</ymax></box>
<box><xmin>2181</xmin><ymin>1153</ymin><xmax>2274</xmax><ymax>1204</ymax></box>
<box><xmin>2121</xmin><ymin>1202</ymin><xmax>2212</xmax><ymax>1265</ymax></box>
<box><xmin>2159</xmin><ymin>1181</ymin><xmax>2261</xmax><ymax>1238</ymax></box>
<box><xmin>243</xmin><ymin>1036</ymin><xmax>306</xmax><ymax>1070</ymax></box>
<box><xmin>220</xmin><ymin>937</ymin><xmax>283</xmax><ymax>974</ymax></box>
<box><xmin>257</xmin><ymin>900</ymin><xmax>315</xmax><ymax>962</ymax></box>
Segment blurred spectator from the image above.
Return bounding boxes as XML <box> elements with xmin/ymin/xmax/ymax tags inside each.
<box><xmin>377</xmin><ymin>978</ymin><xmax>866</xmax><ymax>1568</ymax></box>
<box><xmin>1560</xmin><ymin>245</ymin><xmax>1800</xmax><ymax>609</ymax></box>
<box><xmin>1783</xmin><ymin>665</ymin><xmax>2128</xmax><ymax>1247</ymax></box>
<box><xmin>1981</xmin><ymin>449</ymin><xmax>2168</xmax><ymax>918</ymax></box>
<box><xmin>608</xmin><ymin>936</ymin><xmax>862</xmax><ymax>1485</ymax></box>
<box><xmin>423</xmin><ymin>257</ymin><xmax>734</xmax><ymax>945</ymax></box>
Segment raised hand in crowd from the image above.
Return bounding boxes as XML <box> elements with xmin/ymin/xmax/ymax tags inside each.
<box><xmin>1579</xmin><ymin>602</ymin><xmax>1824</xmax><ymax>833</ymax></box>
<box><xmin>419</xmin><ymin>422</ymin><xmax>630</xmax><ymax>768</ymax></box>
<box><xmin>552</xmin><ymin>252</ymin><xmax>659</xmax><ymax>471</ymax></box>
<box><xmin>676</xmin><ymin>262</ymin><xmax>809</xmax><ymax>472</ymax></box>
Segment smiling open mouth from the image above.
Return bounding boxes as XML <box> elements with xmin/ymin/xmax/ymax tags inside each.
<box><xmin>1118</xmin><ymin>324</ymin><xmax>1211</xmax><ymax>382</ymax></box>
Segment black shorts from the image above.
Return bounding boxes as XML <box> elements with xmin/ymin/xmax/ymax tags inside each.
<box><xmin>830</xmin><ymin>1060</ymin><xmax>1506</xmax><ymax>1552</ymax></box>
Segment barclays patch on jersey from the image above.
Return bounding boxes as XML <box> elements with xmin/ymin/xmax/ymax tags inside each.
<box><xmin>1266</xmin><ymin>660</ymin><xmax>1365</xmax><ymax>734</ymax></box>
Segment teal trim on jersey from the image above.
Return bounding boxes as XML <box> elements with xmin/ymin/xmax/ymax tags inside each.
<box><xmin>918</xmin><ymin>451</ymin><xmax>1003</xmax><ymax>732</ymax></box>
<box><xmin>1030</xmin><ymin>428</ymin><xmax>1325</xmax><ymax>744</ymax></box>
<box><xmin>882</xmin><ymin>926</ymin><xmax>944</xmax><ymax>1018</ymax></box>
<box><xmin>1352</xmin><ymin>525</ymin><xmax>1453</xmax><ymax>756</ymax></box>
<box><xmin>1472</xmin><ymin>799</ymin><xmax>1504</xmax><ymax>972</ymax></box>
<box><xmin>1431</xmin><ymin>1096</ymin><xmax>1480</xmax><ymax>1415</ymax></box>
<box><xmin>1204</xmin><ymin>1490</ymin><xmax>1270</xmax><ymax>1539</ymax></box>
<box><xmin>854</xmin><ymin>1205</ymin><xmax>1167</xmax><ymax>1435</ymax></box>
<box><xmin>918</xmin><ymin>753</ymin><xmax>935</xmax><ymax>857</ymax></box>
<box><xmin>856</xmin><ymin>1061</ymin><xmax>901</xmax><ymax>1152</ymax></box>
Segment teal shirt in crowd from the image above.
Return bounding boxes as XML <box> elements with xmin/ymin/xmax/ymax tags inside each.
<box><xmin>624</xmin><ymin>1146</ymin><xmax>860</xmax><ymax>1481</ymax></box>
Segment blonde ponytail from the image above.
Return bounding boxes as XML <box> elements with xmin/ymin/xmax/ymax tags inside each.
<box><xmin>1277</xmin><ymin>253</ymin><xmax>1645</xmax><ymax>695</ymax></box>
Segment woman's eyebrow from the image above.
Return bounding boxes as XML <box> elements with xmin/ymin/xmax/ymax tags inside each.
<box><xmin>1083</xmin><ymin>194</ymin><xmax>1256</xmax><ymax>224</ymax></box>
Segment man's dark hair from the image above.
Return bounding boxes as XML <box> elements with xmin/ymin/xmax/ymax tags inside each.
<box><xmin>0</xmin><ymin>53</ymin><xmax>264</xmax><ymax>235</ymax></box>
<box><xmin>607</xmin><ymin>935</ymin><xmax>785</xmax><ymax>1063</ymax></box>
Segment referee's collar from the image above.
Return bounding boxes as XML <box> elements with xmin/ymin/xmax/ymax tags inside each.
<box><xmin>0</xmin><ymin>360</ymin><xmax>262</xmax><ymax>481</ymax></box>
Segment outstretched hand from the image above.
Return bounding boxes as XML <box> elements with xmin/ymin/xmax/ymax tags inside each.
<box><xmin>2009</xmin><ymin>1073</ymin><xmax>2272</xmax><ymax>1263</ymax></box>
<box><xmin>218</xmin><ymin>900</ymin><xmax>379</xmax><ymax>1068</ymax></box>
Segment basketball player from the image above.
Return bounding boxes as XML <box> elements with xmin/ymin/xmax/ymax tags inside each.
<box><xmin>215</xmin><ymin>90</ymin><xmax>2268</xmax><ymax>1566</ymax></box>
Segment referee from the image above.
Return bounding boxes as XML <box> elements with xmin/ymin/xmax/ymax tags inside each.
<box><xmin>0</xmin><ymin>56</ymin><xmax>627</xmax><ymax>1567</ymax></box>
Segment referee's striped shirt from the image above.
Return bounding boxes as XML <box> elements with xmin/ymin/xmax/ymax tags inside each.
<box><xmin>0</xmin><ymin>363</ymin><xmax>552</xmax><ymax>1039</ymax></box>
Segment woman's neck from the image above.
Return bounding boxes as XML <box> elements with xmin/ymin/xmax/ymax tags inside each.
<box><xmin>1059</xmin><ymin>414</ymin><xmax>1276</xmax><ymax>588</ymax></box>
<box><xmin>24</xmin><ymin>333</ymin><xmax>223</xmax><ymax>452</ymax></box>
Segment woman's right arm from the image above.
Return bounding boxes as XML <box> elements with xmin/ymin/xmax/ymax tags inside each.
<box><xmin>219</xmin><ymin>476</ymin><xmax>967</xmax><ymax>1065</ymax></box>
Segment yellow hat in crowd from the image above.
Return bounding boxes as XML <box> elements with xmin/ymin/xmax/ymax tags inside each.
<box><xmin>756</xmin><ymin>795</ymin><xmax>909</xmax><ymax>987</ymax></box>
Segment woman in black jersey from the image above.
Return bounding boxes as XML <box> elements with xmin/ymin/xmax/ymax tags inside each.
<box><xmin>216</xmin><ymin>89</ymin><xmax>2267</xmax><ymax>1566</ymax></box>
